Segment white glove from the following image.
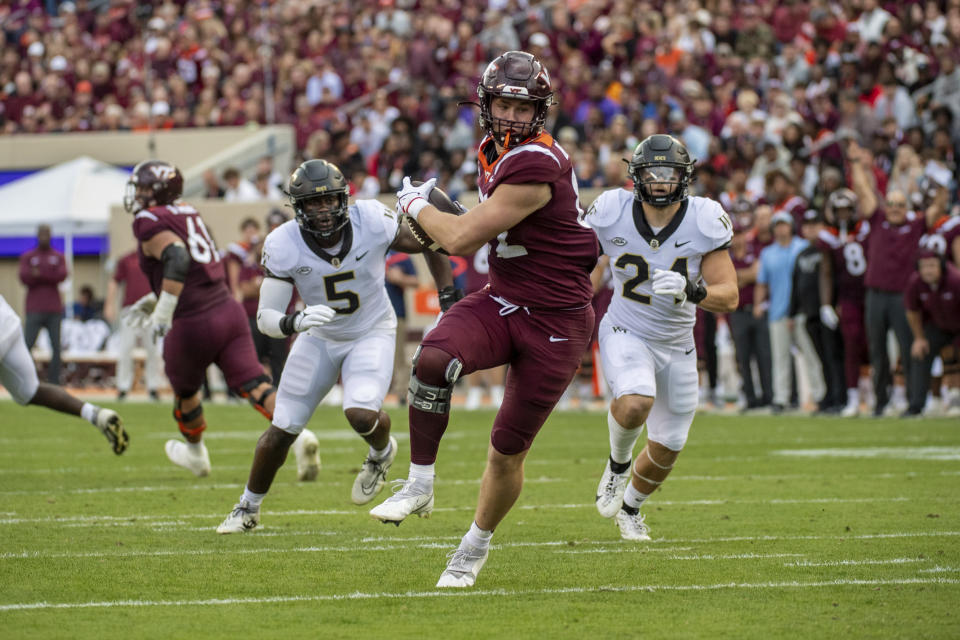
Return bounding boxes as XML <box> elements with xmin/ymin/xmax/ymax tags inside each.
<box><xmin>396</xmin><ymin>177</ymin><xmax>437</xmax><ymax>220</ymax></box>
<box><xmin>293</xmin><ymin>304</ymin><xmax>337</xmax><ymax>332</ymax></box>
<box><xmin>819</xmin><ymin>304</ymin><xmax>839</xmax><ymax>330</ymax></box>
<box><xmin>652</xmin><ymin>268</ymin><xmax>688</xmax><ymax>304</ymax></box>
<box><xmin>147</xmin><ymin>291</ymin><xmax>179</xmax><ymax>339</ymax></box>
<box><xmin>124</xmin><ymin>292</ymin><xmax>157</xmax><ymax>329</ymax></box>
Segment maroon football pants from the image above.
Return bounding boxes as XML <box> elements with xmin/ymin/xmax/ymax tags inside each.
<box><xmin>409</xmin><ymin>291</ymin><xmax>593</xmax><ymax>463</ymax></box>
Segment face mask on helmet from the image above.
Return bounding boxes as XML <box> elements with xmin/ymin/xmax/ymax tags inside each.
<box><xmin>123</xmin><ymin>181</ymin><xmax>146</xmax><ymax>214</ymax></box>
<box><xmin>295</xmin><ymin>192</ymin><xmax>349</xmax><ymax>238</ymax></box>
<box><xmin>631</xmin><ymin>164</ymin><xmax>689</xmax><ymax>206</ymax></box>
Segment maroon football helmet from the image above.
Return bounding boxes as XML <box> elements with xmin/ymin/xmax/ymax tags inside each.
<box><xmin>824</xmin><ymin>188</ymin><xmax>858</xmax><ymax>229</ymax></box>
<box><xmin>124</xmin><ymin>160</ymin><xmax>184</xmax><ymax>213</ymax></box>
<box><xmin>476</xmin><ymin>50</ymin><xmax>554</xmax><ymax>149</ymax></box>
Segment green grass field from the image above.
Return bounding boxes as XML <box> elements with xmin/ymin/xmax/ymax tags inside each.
<box><xmin>0</xmin><ymin>399</ymin><xmax>958</xmax><ymax>639</ymax></box>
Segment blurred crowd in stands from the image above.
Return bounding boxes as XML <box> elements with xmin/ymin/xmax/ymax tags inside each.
<box><xmin>4</xmin><ymin>0</ymin><xmax>960</xmax><ymax>415</ymax></box>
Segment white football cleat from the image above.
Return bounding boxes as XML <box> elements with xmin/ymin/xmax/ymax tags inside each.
<box><xmin>216</xmin><ymin>500</ymin><xmax>260</xmax><ymax>534</ymax></box>
<box><xmin>840</xmin><ymin>399</ymin><xmax>860</xmax><ymax>418</ymax></box>
<box><xmin>293</xmin><ymin>429</ymin><xmax>321</xmax><ymax>481</ymax></box>
<box><xmin>164</xmin><ymin>439</ymin><xmax>211</xmax><ymax>477</ymax></box>
<box><xmin>595</xmin><ymin>459</ymin><xmax>631</xmax><ymax>519</ymax></box>
<box><xmin>615</xmin><ymin>509</ymin><xmax>651</xmax><ymax>541</ymax></box>
<box><xmin>351</xmin><ymin>436</ymin><xmax>397</xmax><ymax>505</ymax></box>
<box><xmin>369</xmin><ymin>477</ymin><xmax>434</xmax><ymax>525</ymax></box>
<box><xmin>436</xmin><ymin>540</ymin><xmax>489</xmax><ymax>588</ymax></box>
<box><xmin>95</xmin><ymin>408</ymin><xmax>129</xmax><ymax>455</ymax></box>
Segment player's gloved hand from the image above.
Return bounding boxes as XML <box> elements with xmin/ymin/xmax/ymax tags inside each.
<box><xmin>147</xmin><ymin>291</ymin><xmax>179</xmax><ymax>340</ymax></box>
<box><xmin>652</xmin><ymin>269</ymin><xmax>707</xmax><ymax>305</ymax></box>
<box><xmin>293</xmin><ymin>304</ymin><xmax>337</xmax><ymax>332</ymax></box>
<box><xmin>396</xmin><ymin>177</ymin><xmax>436</xmax><ymax>220</ymax></box>
<box><xmin>124</xmin><ymin>292</ymin><xmax>158</xmax><ymax>328</ymax></box>
<box><xmin>437</xmin><ymin>286</ymin><xmax>464</xmax><ymax>312</ymax></box>
<box><xmin>819</xmin><ymin>304</ymin><xmax>839</xmax><ymax>330</ymax></box>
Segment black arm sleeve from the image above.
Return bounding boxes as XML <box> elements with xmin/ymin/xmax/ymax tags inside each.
<box><xmin>160</xmin><ymin>243</ymin><xmax>191</xmax><ymax>283</ymax></box>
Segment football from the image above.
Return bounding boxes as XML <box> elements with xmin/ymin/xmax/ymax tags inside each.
<box><xmin>403</xmin><ymin>181</ymin><xmax>466</xmax><ymax>255</ymax></box>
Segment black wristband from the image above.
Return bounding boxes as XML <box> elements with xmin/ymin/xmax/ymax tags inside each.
<box><xmin>438</xmin><ymin>286</ymin><xmax>464</xmax><ymax>312</ymax></box>
<box><xmin>685</xmin><ymin>278</ymin><xmax>707</xmax><ymax>304</ymax></box>
<box><xmin>278</xmin><ymin>312</ymin><xmax>299</xmax><ymax>336</ymax></box>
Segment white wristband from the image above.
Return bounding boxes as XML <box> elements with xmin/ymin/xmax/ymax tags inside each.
<box><xmin>406</xmin><ymin>197</ymin><xmax>430</xmax><ymax>220</ymax></box>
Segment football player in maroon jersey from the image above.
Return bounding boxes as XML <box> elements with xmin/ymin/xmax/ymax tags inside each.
<box><xmin>124</xmin><ymin>161</ymin><xmax>318</xmax><ymax>479</ymax></box>
<box><xmin>904</xmin><ymin>237</ymin><xmax>960</xmax><ymax>415</ymax></box>
<box><xmin>817</xmin><ymin>188</ymin><xmax>871</xmax><ymax>417</ymax></box>
<box><xmin>371</xmin><ymin>51</ymin><xmax>599</xmax><ymax>588</ymax></box>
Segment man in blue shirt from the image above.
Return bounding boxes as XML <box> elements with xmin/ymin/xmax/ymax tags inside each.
<box><xmin>754</xmin><ymin>211</ymin><xmax>809</xmax><ymax>412</ymax></box>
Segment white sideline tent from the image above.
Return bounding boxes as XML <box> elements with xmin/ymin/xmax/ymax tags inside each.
<box><xmin>0</xmin><ymin>155</ymin><xmax>129</xmax><ymax>237</ymax></box>
<box><xmin>0</xmin><ymin>156</ymin><xmax>130</xmax><ymax>316</ymax></box>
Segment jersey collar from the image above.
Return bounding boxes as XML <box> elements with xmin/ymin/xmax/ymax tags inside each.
<box><xmin>300</xmin><ymin>222</ymin><xmax>353</xmax><ymax>268</ymax></box>
<box><xmin>632</xmin><ymin>199</ymin><xmax>688</xmax><ymax>250</ymax></box>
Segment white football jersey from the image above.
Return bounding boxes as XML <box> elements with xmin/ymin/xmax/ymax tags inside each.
<box><xmin>583</xmin><ymin>191</ymin><xmax>733</xmax><ymax>343</ymax></box>
<box><xmin>0</xmin><ymin>294</ymin><xmax>23</xmax><ymax>356</ymax></box>
<box><xmin>261</xmin><ymin>200</ymin><xmax>399</xmax><ymax>342</ymax></box>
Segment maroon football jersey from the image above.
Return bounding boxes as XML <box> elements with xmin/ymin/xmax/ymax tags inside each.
<box><xmin>132</xmin><ymin>202</ymin><xmax>231</xmax><ymax>318</ymax></box>
<box><xmin>863</xmin><ymin>208</ymin><xmax>927</xmax><ymax>292</ymax></box>
<box><xmin>476</xmin><ymin>133</ymin><xmax>598</xmax><ymax>308</ymax></box>
<box><xmin>817</xmin><ymin>222</ymin><xmax>869</xmax><ymax>303</ymax></box>
<box><xmin>904</xmin><ymin>264</ymin><xmax>960</xmax><ymax>333</ymax></box>
<box><xmin>730</xmin><ymin>248</ymin><xmax>758</xmax><ymax>308</ymax></box>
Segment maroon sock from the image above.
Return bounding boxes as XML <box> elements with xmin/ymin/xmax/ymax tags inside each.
<box><xmin>409</xmin><ymin>405</ymin><xmax>449</xmax><ymax>465</ymax></box>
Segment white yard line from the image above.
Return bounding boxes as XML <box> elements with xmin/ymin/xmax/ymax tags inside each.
<box><xmin>0</xmin><ymin>476</ymin><xmax>574</xmax><ymax>496</ymax></box>
<box><xmin>773</xmin><ymin>446</ymin><xmax>960</xmax><ymax>461</ymax></box>
<box><xmin>2</xmin><ymin>578</ymin><xmax>957</xmax><ymax>611</ymax></box>
<box><xmin>785</xmin><ymin>558</ymin><xmax>928</xmax><ymax>567</ymax></box>
<box><xmin>3</xmin><ymin>532</ymin><xmax>959</xmax><ymax>561</ymax></box>
<box><xmin>0</xmin><ymin>497</ymin><xmax>947</xmax><ymax>525</ymax></box>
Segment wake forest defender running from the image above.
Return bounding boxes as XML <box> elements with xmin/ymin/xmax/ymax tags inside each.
<box><xmin>583</xmin><ymin>135</ymin><xmax>738</xmax><ymax>541</ymax></box>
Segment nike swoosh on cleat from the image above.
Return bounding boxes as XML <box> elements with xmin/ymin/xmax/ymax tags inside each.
<box><xmin>549</xmin><ymin>336</ymin><xmax>569</xmax><ymax>342</ymax></box>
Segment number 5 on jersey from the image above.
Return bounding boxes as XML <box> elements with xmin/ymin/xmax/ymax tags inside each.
<box><xmin>325</xmin><ymin>271</ymin><xmax>359</xmax><ymax>314</ymax></box>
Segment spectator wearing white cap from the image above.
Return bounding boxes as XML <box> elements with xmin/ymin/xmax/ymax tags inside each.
<box><xmin>753</xmin><ymin>211</ymin><xmax>810</xmax><ymax>412</ymax></box>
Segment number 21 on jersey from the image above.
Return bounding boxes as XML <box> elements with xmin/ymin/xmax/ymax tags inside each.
<box><xmin>615</xmin><ymin>254</ymin><xmax>688</xmax><ymax>304</ymax></box>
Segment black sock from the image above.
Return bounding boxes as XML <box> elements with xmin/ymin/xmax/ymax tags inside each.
<box><xmin>609</xmin><ymin>457</ymin><xmax>630</xmax><ymax>474</ymax></box>
<box><xmin>621</xmin><ymin>503</ymin><xmax>639</xmax><ymax>516</ymax></box>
